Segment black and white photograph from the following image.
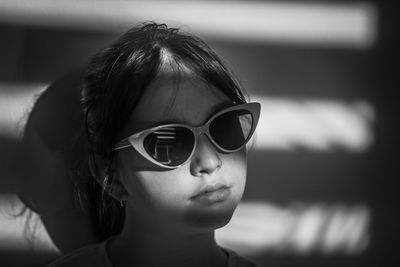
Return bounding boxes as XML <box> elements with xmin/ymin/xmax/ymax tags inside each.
<box><xmin>0</xmin><ymin>1</ymin><xmax>398</xmax><ymax>266</ymax></box>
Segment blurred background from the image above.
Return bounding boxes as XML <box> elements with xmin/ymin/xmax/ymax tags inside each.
<box><xmin>0</xmin><ymin>0</ymin><xmax>398</xmax><ymax>266</ymax></box>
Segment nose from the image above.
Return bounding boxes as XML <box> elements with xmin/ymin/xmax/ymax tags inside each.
<box><xmin>190</xmin><ymin>134</ymin><xmax>222</xmax><ymax>176</ymax></box>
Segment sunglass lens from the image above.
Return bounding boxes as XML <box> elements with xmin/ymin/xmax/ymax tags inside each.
<box><xmin>209</xmin><ymin>109</ymin><xmax>253</xmax><ymax>151</ymax></box>
<box><xmin>143</xmin><ymin>126</ymin><xmax>194</xmax><ymax>167</ymax></box>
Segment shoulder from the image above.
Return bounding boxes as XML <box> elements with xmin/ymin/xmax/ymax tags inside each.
<box><xmin>223</xmin><ymin>248</ymin><xmax>260</xmax><ymax>267</ymax></box>
<box><xmin>45</xmin><ymin>241</ymin><xmax>112</xmax><ymax>267</ymax></box>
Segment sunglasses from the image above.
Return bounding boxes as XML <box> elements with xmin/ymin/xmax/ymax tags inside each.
<box><xmin>113</xmin><ymin>102</ymin><xmax>260</xmax><ymax>169</ymax></box>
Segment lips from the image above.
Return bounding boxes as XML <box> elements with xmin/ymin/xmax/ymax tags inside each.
<box><xmin>191</xmin><ymin>183</ymin><xmax>231</xmax><ymax>205</ymax></box>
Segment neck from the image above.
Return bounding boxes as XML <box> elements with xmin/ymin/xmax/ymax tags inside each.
<box><xmin>107</xmin><ymin>205</ymin><xmax>227</xmax><ymax>267</ymax></box>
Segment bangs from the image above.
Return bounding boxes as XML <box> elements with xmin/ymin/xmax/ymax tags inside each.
<box><xmin>157</xmin><ymin>38</ymin><xmax>248</xmax><ymax>105</ymax></box>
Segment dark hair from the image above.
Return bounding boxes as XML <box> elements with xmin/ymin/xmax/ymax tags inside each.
<box><xmin>82</xmin><ymin>22</ymin><xmax>247</xmax><ymax>240</ymax></box>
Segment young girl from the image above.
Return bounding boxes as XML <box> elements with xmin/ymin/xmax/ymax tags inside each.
<box><xmin>48</xmin><ymin>22</ymin><xmax>260</xmax><ymax>267</ymax></box>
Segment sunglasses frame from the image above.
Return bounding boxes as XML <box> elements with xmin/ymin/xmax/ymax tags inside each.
<box><xmin>113</xmin><ymin>102</ymin><xmax>260</xmax><ymax>169</ymax></box>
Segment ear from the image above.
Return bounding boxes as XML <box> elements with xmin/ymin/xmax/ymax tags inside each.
<box><xmin>89</xmin><ymin>153</ymin><xmax>129</xmax><ymax>201</ymax></box>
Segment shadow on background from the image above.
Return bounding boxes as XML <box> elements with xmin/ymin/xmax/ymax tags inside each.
<box><xmin>0</xmin><ymin>250</ymin><xmax>57</xmax><ymax>267</ymax></box>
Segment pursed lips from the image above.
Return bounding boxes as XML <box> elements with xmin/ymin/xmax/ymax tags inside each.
<box><xmin>190</xmin><ymin>183</ymin><xmax>231</xmax><ymax>205</ymax></box>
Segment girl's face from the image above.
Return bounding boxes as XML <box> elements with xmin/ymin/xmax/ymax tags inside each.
<box><xmin>115</xmin><ymin>73</ymin><xmax>247</xmax><ymax>234</ymax></box>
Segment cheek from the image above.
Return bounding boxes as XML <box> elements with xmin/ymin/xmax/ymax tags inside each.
<box><xmin>137</xmin><ymin>171</ymin><xmax>190</xmax><ymax>206</ymax></box>
<box><xmin>118</xmin><ymin>157</ymin><xmax>193</xmax><ymax>212</ymax></box>
<box><xmin>220</xmin><ymin>149</ymin><xmax>247</xmax><ymax>199</ymax></box>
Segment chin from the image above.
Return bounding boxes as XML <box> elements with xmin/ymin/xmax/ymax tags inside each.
<box><xmin>184</xmin><ymin>201</ymin><xmax>237</xmax><ymax>232</ymax></box>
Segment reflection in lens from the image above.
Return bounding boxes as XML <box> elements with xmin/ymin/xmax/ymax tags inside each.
<box><xmin>210</xmin><ymin>110</ymin><xmax>253</xmax><ymax>150</ymax></box>
<box><xmin>143</xmin><ymin>126</ymin><xmax>194</xmax><ymax>166</ymax></box>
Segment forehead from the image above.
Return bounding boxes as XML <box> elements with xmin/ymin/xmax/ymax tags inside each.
<box><xmin>121</xmin><ymin>73</ymin><xmax>232</xmax><ymax>135</ymax></box>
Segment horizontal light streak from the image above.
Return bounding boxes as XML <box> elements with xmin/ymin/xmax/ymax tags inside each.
<box><xmin>251</xmin><ymin>96</ymin><xmax>375</xmax><ymax>152</ymax></box>
<box><xmin>0</xmin><ymin>197</ymin><xmax>372</xmax><ymax>256</ymax></box>
<box><xmin>0</xmin><ymin>85</ymin><xmax>376</xmax><ymax>153</ymax></box>
<box><xmin>0</xmin><ymin>0</ymin><xmax>377</xmax><ymax>48</ymax></box>
<box><xmin>0</xmin><ymin>194</ymin><xmax>56</xmax><ymax>252</ymax></box>
<box><xmin>216</xmin><ymin>201</ymin><xmax>371</xmax><ymax>255</ymax></box>
<box><xmin>0</xmin><ymin>83</ymin><xmax>45</xmax><ymax>138</ymax></box>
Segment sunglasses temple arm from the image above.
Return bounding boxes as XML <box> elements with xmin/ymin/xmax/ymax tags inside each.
<box><xmin>113</xmin><ymin>137</ymin><xmax>132</xmax><ymax>151</ymax></box>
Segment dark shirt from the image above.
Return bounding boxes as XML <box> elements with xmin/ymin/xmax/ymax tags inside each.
<box><xmin>46</xmin><ymin>237</ymin><xmax>259</xmax><ymax>267</ymax></box>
